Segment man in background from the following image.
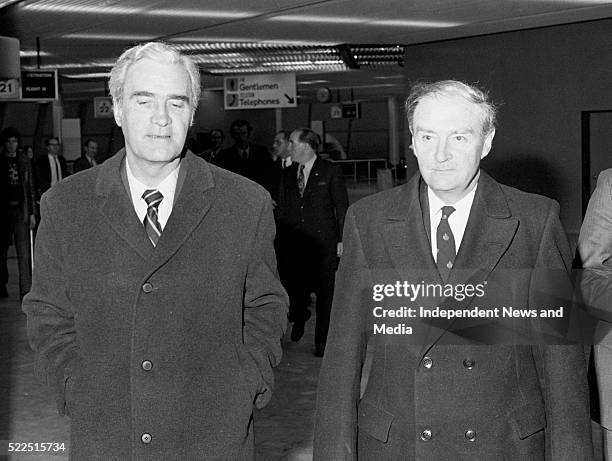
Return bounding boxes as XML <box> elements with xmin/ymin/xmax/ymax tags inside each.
<box><xmin>276</xmin><ymin>128</ymin><xmax>348</xmax><ymax>357</ymax></box>
<box><xmin>578</xmin><ymin>168</ymin><xmax>612</xmax><ymax>460</ymax></box>
<box><xmin>216</xmin><ymin>119</ymin><xmax>272</xmax><ymax>192</ymax></box>
<box><xmin>73</xmin><ymin>139</ymin><xmax>98</xmax><ymax>172</ymax></box>
<box><xmin>0</xmin><ymin>127</ymin><xmax>36</xmax><ymax>299</ymax></box>
<box><xmin>200</xmin><ymin>128</ymin><xmax>225</xmax><ymax>163</ymax></box>
<box><xmin>33</xmin><ymin>137</ymin><xmax>69</xmax><ymax>200</ymax></box>
<box><xmin>23</xmin><ymin>42</ymin><xmax>287</xmax><ymax>460</ymax></box>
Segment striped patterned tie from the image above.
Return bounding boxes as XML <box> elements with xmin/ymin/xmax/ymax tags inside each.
<box><xmin>142</xmin><ymin>189</ymin><xmax>163</xmax><ymax>247</ymax></box>
<box><xmin>436</xmin><ymin>205</ymin><xmax>456</xmax><ymax>282</ymax></box>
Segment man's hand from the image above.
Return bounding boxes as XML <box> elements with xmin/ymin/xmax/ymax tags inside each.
<box><xmin>28</xmin><ymin>214</ymin><xmax>36</xmax><ymax>229</ymax></box>
<box><xmin>337</xmin><ymin>242</ymin><xmax>343</xmax><ymax>258</ymax></box>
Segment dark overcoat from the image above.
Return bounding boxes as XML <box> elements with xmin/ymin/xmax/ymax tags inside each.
<box><xmin>23</xmin><ymin>150</ymin><xmax>288</xmax><ymax>460</ymax></box>
<box><xmin>314</xmin><ymin>171</ymin><xmax>593</xmax><ymax>460</ymax></box>
<box><xmin>276</xmin><ymin>157</ymin><xmax>348</xmax><ymax>259</ymax></box>
<box><xmin>33</xmin><ymin>153</ymin><xmax>69</xmax><ymax>199</ymax></box>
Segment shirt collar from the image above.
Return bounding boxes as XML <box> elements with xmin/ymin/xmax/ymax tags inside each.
<box><xmin>303</xmin><ymin>154</ymin><xmax>316</xmax><ymax>170</ymax></box>
<box><xmin>428</xmin><ymin>182</ymin><xmax>477</xmax><ymax>218</ymax></box>
<box><xmin>125</xmin><ymin>157</ymin><xmax>180</xmax><ymax>209</ymax></box>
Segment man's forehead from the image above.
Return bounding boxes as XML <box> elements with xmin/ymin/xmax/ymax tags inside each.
<box><xmin>414</xmin><ymin>94</ymin><xmax>484</xmax><ymax>128</ymax></box>
<box><xmin>123</xmin><ymin>58</ymin><xmax>190</xmax><ymax>97</ymax></box>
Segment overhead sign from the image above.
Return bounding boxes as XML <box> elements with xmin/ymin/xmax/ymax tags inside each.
<box><xmin>21</xmin><ymin>70</ymin><xmax>58</xmax><ymax>100</ymax></box>
<box><xmin>224</xmin><ymin>73</ymin><xmax>297</xmax><ymax>110</ymax></box>
<box><xmin>342</xmin><ymin>103</ymin><xmax>361</xmax><ymax>119</ymax></box>
<box><xmin>330</xmin><ymin>105</ymin><xmax>342</xmax><ymax>119</ymax></box>
<box><xmin>94</xmin><ymin>97</ymin><xmax>114</xmax><ymax>119</ymax></box>
<box><xmin>0</xmin><ymin>78</ymin><xmax>19</xmax><ymax>99</ymax></box>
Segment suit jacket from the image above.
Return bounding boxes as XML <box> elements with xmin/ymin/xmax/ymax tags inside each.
<box><xmin>23</xmin><ymin>150</ymin><xmax>288</xmax><ymax>460</ymax></box>
<box><xmin>314</xmin><ymin>171</ymin><xmax>592</xmax><ymax>460</ymax></box>
<box><xmin>73</xmin><ymin>155</ymin><xmax>96</xmax><ymax>173</ymax></box>
<box><xmin>215</xmin><ymin>143</ymin><xmax>273</xmax><ymax>192</ymax></box>
<box><xmin>577</xmin><ymin>168</ymin><xmax>612</xmax><ymax>431</ymax></box>
<box><xmin>33</xmin><ymin>154</ymin><xmax>69</xmax><ymax>200</ymax></box>
<box><xmin>276</xmin><ymin>157</ymin><xmax>348</xmax><ymax>254</ymax></box>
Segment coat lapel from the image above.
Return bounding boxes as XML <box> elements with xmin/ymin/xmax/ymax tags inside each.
<box><xmin>97</xmin><ymin>151</ymin><xmax>215</xmax><ymax>266</ymax></box>
<box><xmin>420</xmin><ymin>172</ymin><xmax>519</xmax><ymax>354</ymax></box>
<box><xmin>380</xmin><ymin>174</ymin><xmax>438</xmax><ymax>279</ymax></box>
<box><xmin>150</xmin><ymin>153</ymin><xmax>214</xmax><ymax>269</ymax></box>
<box><xmin>303</xmin><ymin>156</ymin><xmax>321</xmax><ymax>196</ymax></box>
<box><xmin>97</xmin><ymin>149</ymin><xmax>154</xmax><ymax>261</ymax></box>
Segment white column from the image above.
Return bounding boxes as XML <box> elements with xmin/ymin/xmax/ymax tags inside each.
<box><xmin>387</xmin><ymin>96</ymin><xmax>400</xmax><ymax>166</ymax></box>
<box><xmin>52</xmin><ymin>99</ymin><xmax>63</xmax><ymax>140</ymax></box>
<box><xmin>275</xmin><ymin>108</ymin><xmax>282</xmax><ymax>132</ymax></box>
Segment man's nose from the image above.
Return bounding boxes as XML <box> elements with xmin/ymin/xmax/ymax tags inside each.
<box><xmin>434</xmin><ymin>139</ymin><xmax>450</xmax><ymax>163</ymax></box>
<box><xmin>152</xmin><ymin>102</ymin><xmax>170</xmax><ymax>126</ymax></box>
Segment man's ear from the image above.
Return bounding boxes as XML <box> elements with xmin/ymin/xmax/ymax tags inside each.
<box><xmin>480</xmin><ymin>128</ymin><xmax>496</xmax><ymax>160</ymax></box>
<box><xmin>112</xmin><ymin>102</ymin><xmax>123</xmax><ymax>127</ymax></box>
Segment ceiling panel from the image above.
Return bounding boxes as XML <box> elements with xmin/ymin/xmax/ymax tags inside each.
<box><xmin>2</xmin><ymin>0</ymin><xmax>611</xmax><ymax>100</ymax></box>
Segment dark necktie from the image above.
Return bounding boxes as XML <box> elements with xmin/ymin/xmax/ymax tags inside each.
<box><xmin>142</xmin><ymin>189</ymin><xmax>163</xmax><ymax>247</ymax></box>
<box><xmin>436</xmin><ymin>205</ymin><xmax>456</xmax><ymax>282</ymax></box>
<box><xmin>297</xmin><ymin>165</ymin><xmax>305</xmax><ymax>197</ymax></box>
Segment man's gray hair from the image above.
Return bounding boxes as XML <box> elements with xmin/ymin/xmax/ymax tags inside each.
<box><xmin>109</xmin><ymin>42</ymin><xmax>201</xmax><ymax>115</ymax></box>
<box><xmin>405</xmin><ymin>80</ymin><xmax>497</xmax><ymax>135</ymax></box>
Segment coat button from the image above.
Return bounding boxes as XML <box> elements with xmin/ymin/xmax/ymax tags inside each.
<box><xmin>142</xmin><ymin>360</ymin><xmax>153</xmax><ymax>371</ymax></box>
<box><xmin>422</xmin><ymin>357</ymin><xmax>433</xmax><ymax>369</ymax></box>
<box><xmin>465</xmin><ymin>429</ymin><xmax>476</xmax><ymax>441</ymax></box>
<box><xmin>463</xmin><ymin>358</ymin><xmax>475</xmax><ymax>369</ymax></box>
<box><xmin>420</xmin><ymin>429</ymin><xmax>432</xmax><ymax>441</ymax></box>
<box><xmin>141</xmin><ymin>433</ymin><xmax>152</xmax><ymax>444</ymax></box>
<box><xmin>142</xmin><ymin>282</ymin><xmax>153</xmax><ymax>293</ymax></box>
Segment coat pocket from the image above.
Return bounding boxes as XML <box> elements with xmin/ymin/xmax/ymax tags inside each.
<box><xmin>509</xmin><ymin>402</ymin><xmax>546</xmax><ymax>439</ymax></box>
<box><xmin>233</xmin><ymin>344</ymin><xmax>263</xmax><ymax>403</ymax></box>
<box><xmin>357</xmin><ymin>400</ymin><xmax>395</xmax><ymax>443</ymax></box>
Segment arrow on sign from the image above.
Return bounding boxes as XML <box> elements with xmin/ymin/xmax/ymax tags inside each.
<box><xmin>284</xmin><ymin>94</ymin><xmax>294</xmax><ymax>104</ymax></box>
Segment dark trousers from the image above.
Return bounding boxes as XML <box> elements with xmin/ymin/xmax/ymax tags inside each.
<box><xmin>1</xmin><ymin>205</ymin><xmax>32</xmax><ymax>295</ymax></box>
<box><xmin>279</xmin><ymin>233</ymin><xmax>337</xmax><ymax>346</ymax></box>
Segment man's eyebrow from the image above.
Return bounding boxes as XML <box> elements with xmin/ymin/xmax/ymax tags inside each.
<box><xmin>129</xmin><ymin>91</ymin><xmax>190</xmax><ymax>103</ymax></box>
<box><xmin>168</xmin><ymin>95</ymin><xmax>190</xmax><ymax>103</ymax></box>
<box><xmin>130</xmin><ymin>91</ymin><xmax>154</xmax><ymax>98</ymax></box>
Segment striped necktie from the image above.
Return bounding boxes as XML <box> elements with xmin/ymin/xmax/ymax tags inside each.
<box><xmin>297</xmin><ymin>164</ymin><xmax>305</xmax><ymax>197</ymax></box>
<box><xmin>436</xmin><ymin>205</ymin><xmax>456</xmax><ymax>282</ymax></box>
<box><xmin>142</xmin><ymin>189</ymin><xmax>163</xmax><ymax>246</ymax></box>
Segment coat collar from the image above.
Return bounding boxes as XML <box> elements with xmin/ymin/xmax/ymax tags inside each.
<box><xmin>96</xmin><ymin>149</ymin><xmax>215</xmax><ymax>266</ymax></box>
<box><xmin>379</xmin><ymin>170</ymin><xmax>519</xmax><ymax>354</ymax></box>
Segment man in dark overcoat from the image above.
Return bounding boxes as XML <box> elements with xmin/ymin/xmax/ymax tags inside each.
<box><xmin>33</xmin><ymin>137</ymin><xmax>69</xmax><ymax>200</ymax></box>
<box><xmin>313</xmin><ymin>80</ymin><xmax>593</xmax><ymax>459</ymax></box>
<box><xmin>215</xmin><ymin>119</ymin><xmax>273</xmax><ymax>192</ymax></box>
<box><xmin>275</xmin><ymin>128</ymin><xmax>348</xmax><ymax>356</ymax></box>
<box><xmin>23</xmin><ymin>42</ymin><xmax>288</xmax><ymax>460</ymax></box>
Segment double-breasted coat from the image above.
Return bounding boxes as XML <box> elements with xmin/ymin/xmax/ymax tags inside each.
<box><xmin>23</xmin><ymin>150</ymin><xmax>288</xmax><ymax>460</ymax></box>
<box><xmin>314</xmin><ymin>171</ymin><xmax>593</xmax><ymax>460</ymax></box>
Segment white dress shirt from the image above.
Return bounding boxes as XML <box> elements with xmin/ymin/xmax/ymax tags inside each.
<box><xmin>48</xmin><ymin>154</ymin><xmax>63</xmax><ymax>186</ymax></box>
<box><xmin>299</xmin><ymin>154</ymin><xmax>317</xmax><ymax>187</ymax></box>
<box><xmin>125</xmin><ymin>158</ymin><xmax>179</xmax><ymax>231</ymax></box>
<box><xmin>428</xmin><ymin>185</ymin><xmax>477</xmax><ymax>262</ymax></box>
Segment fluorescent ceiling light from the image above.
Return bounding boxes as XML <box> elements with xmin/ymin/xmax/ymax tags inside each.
<box><xmin>299</xmin><ymin>80</ymin><xmax>330</xmax><ymax>85</ymax></box>
<box><xmin>372</xmin><ymin>19</ymin><xmax>462</xmax><ymax>27</ymax></box>
<box><xmin>171</xmin><ymin>37</ymin><xmax>253</xmax><ymax>43</ymax></box>
<box><xmin>0</xmin><ymin>0</ymin><xmax>20</xmax><ymax>8</ymax></box>
<box><xmin>269</xmin><ymin>14</ymin><xmax>365</xmax><ymax>24</ymax></box>
<box><xmin>269</xmin><ymin>14</ymin><xmax>461</xmax><ymax>28</ymax></box>
<box><xmin>21</xmin><ymin>2</ymin><xmax>142</xmax><ymax>14</ymax></box>
<box><xmin>62</xmin><ymin>33</ymin><xmax>157</xmax><ymax>41</ymax></box>
<box><xmin>147</xmin><ymin>9</ymin><xmax>254</xmax><ymax>18</ymax></box>
<box><xmin>20</xmin><ymin>50</ymin><xmax>51</xmax><ymax>57</ymax></box>
<box><xmin>64</xmin><ymin>72</ymin><xmax>111</xmax><ymax>79</ymax></box>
